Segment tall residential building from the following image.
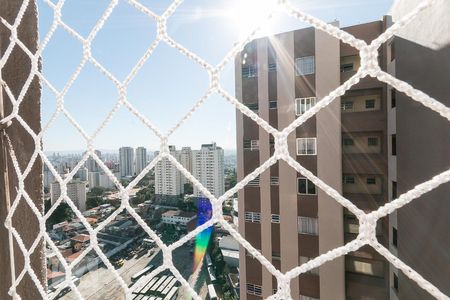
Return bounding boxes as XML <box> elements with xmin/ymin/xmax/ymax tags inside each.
<box><xmin>387</xmin><ymin>2</ymin><xmax>450</xmax><ymax>299</ymax></box>
<box><xmin>192</xmin><ymin>143</ymin><xmax>225</xmax><ymax>198</ymax></box>
<box><xmin>86</xmin><ymin>150</ymin><xmax>101</xmax><ymax>172</ymax></box>
<box><xmin>180</xmin><ymin>147</ymin><xmax>193</xmax><ymax>186</ymax></box>
<box><xmin>119</xmin><ymin>147</ymin><xmax>134</xmax><ymax>178</ymax></box>
<box><xmin>236</xmin><ymin>10</ymin><xmax>450</xmax><ymax>299</ymax></box>
<box><xmin>50</xmin><ymin>179</ymin><xmax>87</xmax><ymax>212</ymax></box>
<box><xmin>135</xmin><ymin>147</ymin><xmax>147</xmax><ymax>175</ymax></box>
<box><xmin>236</xmin><ymin>20</ymin><xmax>392</xmax><ymax>300</ymax></box>
<box><xmin>155</xmin><ymin>146</ymin><xmax>184</xmax><ymax>196</ymax></box>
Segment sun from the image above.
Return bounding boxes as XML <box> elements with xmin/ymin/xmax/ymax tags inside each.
<box><xmin>224</xmin><ymin>0</ymin><xmax>281</xmax><ymax>39</ymax></box>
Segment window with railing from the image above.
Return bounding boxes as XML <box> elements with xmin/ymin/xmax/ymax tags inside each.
<box><xmin>295</xmin><ymin>97</ymin><xmax>317</xmax><ymax>115</ymax></box>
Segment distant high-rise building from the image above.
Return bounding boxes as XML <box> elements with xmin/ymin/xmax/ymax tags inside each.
<box><xmin>88</xmin><ymin>171</ymin><xmax>100</xmax><ymax>189</ymax></box>
<box><xmin>192</xmin><ymin>143</ymin><xmax>224</xmax><ymax>198</ymax></box>
<box><xmin>51</xmin><ymin>179</ymin><xmax>87</xmax><ymax>212</ymax></box>
<box><xmin>119</xmin><ymin>147</ymin><xmax>134</xmax><ymax>178</ymax></box>
<box><xmin>86</xmin><ymin>150</ymin><xmax>101</xmax><ymax>172</ymax></box>
<box><xmin>135</xmin><ymin>147</ymin><xmax>147</xmax><ymax>175</ymax></box>
<box><xmin>155</xmin><ymin>146</ymin><xmax>184</xmax><ymax>196</ymax></box>
<box><xmin>76</xmin><ymin>166</ymin><xmax>88</xmax><ymax>182</ymax></box>
<box><xmin>180</xmin><ymin>147</ymin><xmax>193</xmax><ymax>186</ymax></box>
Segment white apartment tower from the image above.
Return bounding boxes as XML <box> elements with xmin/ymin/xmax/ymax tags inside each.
<box><xmin>154</xmin><ymin>146</ymin><xmax>184</xmax><ymax>196</ymax></box>
<box><xmin>192</xmin><ymin>143</ymin><xmax>225</xmax><ymax>198</ymax></box>
<box><xmin>135</xmin><ymin>147</ymin><xmax>147</xmax><ymax>175</ymax></box>
<box><xmin>180</xmin><ymin>147</ymin><xmax>192</xmax><ymax>185</ymax></box>
<box><xmin>50</xmin><ymin>179</ymin><xmax>87</xmax><ymax>212</ymax></box>
<box><xmin>119</xmin><ymin>147</ymin><xmax>134</xmax><ymax>178</ymax></box>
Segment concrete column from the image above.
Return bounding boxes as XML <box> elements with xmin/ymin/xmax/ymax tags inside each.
<box><xmin>315</xmin><ymin>23</ymin><xmax>345</xmax><ymax>300</ymax></box>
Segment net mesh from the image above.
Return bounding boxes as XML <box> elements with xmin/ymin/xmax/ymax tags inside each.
<box><xmin>1</xmin><ymin>0</ymin><xmax>450</xmax><ymax>299</ymax></box>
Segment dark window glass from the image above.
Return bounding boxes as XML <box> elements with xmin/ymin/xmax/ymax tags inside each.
<box><xmin>365</xmin><ymin>99</ymin><xmax>376</xmax><ymax>109</ymax></box>
<box><xmin>391</xmin><ymin>89</ymin><xmax>396</xmax><ymax>108</ymax></box>
<box><xmin>368</xmin><ymin>137</ymin><xmax>378</xmax><ymax>146</ymax></box>
<box><xmin>344</xmin><ymin>176</ymin><xmax>355</xmax><ymax>184</ymax></box>
<box><xmin>298</xmin><ymin>179</ymin><xmax>307</xmax><ymax>194</ymax></box>
<box><xmin>392</xmin><ymin>134</ymin><xmax>397</xmax><ymax>156</ymax></box>
<box><xmin>268</xmin><ymin>62</ymin><xmax>277</xmax><ymax>72</ymax></box>
<box><xmin>246</xmin><ymin>103</ymin><xmax>259</xmax><ymax>111</ymax></box>
<box><xmin>392</xmin><ymin>181</ymin><xmax>397</xmax><ymax>199</ymax></box>
<box><xmin>393</xmin><ymin>227</ymin><xmax>398</xmax><ymax>247</ymax></box>
<box><xmin>390</xmin><ymin>41</ymin><xmax>395</xmax><ymax>62</ymax></box>
<box><xmin>393</xmin><ymin>273</ymin><xmax>399</xmax><ymax>291</ymax></box>
<box><xmin>340</xmin><ymin>63</ymin><xmax>354</xmax><ymax>72</ymax></box>
<box><xmin>343</xmin><ymin>138</ymin><xmax>354</xmax><ymax>146</ymax></box>
<box><xmin>269</xmin><ymin>100</ymin><xmax>277</xmax><ymax>109</ymax></box>
<box><xmin>367</xmin><ymin>177</ymin><xmax>376</xmax><ymax>185</ymax></box>
<box><xmin>307</xmin><ymin>181</ymin><xmax>316</xmax><ymax>194</ymax></box>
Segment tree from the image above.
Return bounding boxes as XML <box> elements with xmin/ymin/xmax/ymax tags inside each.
<box><xmin>45</xmin><ymin>199</ymin><xmax>74</xmax><ymax>229</ymax></box>
<box><xmin>86</xmin><ymin>196</ymin><xmax>105</xmax><ymax>209</ymax></box>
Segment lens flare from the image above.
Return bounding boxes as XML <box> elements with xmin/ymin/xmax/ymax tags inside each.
<box><xmin>193</xmin><ymin>198</ymin><xmax>213</xmax><ymax>271</ymax></box>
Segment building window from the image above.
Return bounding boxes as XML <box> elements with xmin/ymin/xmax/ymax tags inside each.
<box><xmin>247</xmin><ymin>283</ymin><xmax>262</xmax><ymax>296</ymax></box>
<box><xmin>271</xmin><ymin>214</ymin><xmax>280</xmax><ymax>223</ymax></box>
<box><xmin>298</xmin><ymin>178</ymin><xmax>317</xmax><ymax>195</ymax></box>
<box><xmin>392</xmin><ymin>227</ymin><xmax>398</xmax><ymax>247</ymax></box>
<box><xmin>295</xmin><ymin>97</ymin><xmax>316</xmax><ymax>115</ymax></box>
<box><xmin>243</xmin><ymin>139</ymin><xmax>259</xmax><ymax>151</ymax></box>
<box><xmin>368</xmin><ymin>137</ymin><xmax>379</xmax><ymax>146</ymax></box>
<box><xmin>366</xmin><ymin>177</ymin><xmax>376</xmax><ymax>185</ymax></box>
<box><xmin>299</xmin><ymin>256</ymin><xmax>320</xmax><ymax>275</ymax></box>
<box><xmin>248</xmin><ymin>175</ymin><xmax>260</xmax><ymax>187</ymax></box>
<box><xmin>295</xmin><ymin>56</ymin><xmax>315</xmax><ymax>75</ymax></box>
<box><xmin>340</xmin><ymin>63</ymin><xmax>354</xmax><ymax>72</ymax></box>
<box><xmin>298</xmin><ymin>216</ymin><xmax>319</xmax><ymax>235</ymax></box>
<box><xmin>393</xmin><ymin>273</ymin><xmax>399</xmax><ymax>292</ymax></box>
<box><xmin>392</xmin><ymin>181</ymin><xmax>397</xmax><ymax>199</ymax></box>
<box><xmin>391</xmin><ymin>134</ymin><xmax>397</xmax><ymax>156</ymax></box>
<box><xmin>341</xmin><ymin>100</ymin><xmax>354</xmax><ymax>111</ymax></box>
<box><xmin>270</xmin><ymin>176</ymin><xmax>279</xmax><ymax>185</ymax></box>
<box><xmin>296</xmin><ymin>138</ymin><xmax>317</xmax><ymax>155</ymax></box>
<box><xmin>272</xmin><ymin>251</ymin><xmax>281</xmax><ymax>260</ymax></box>
<box><xmin>391</xmin><ymin>89</ymin><xmax>396</xmax><ymax>108</ymax></box>
<box><xmin>269</xmin><ymin>100</ymin><xmax>277</xmax><ymax>109</ymax></box>
<box><xmin>344</xmin><ymin>175</ymin><xmax>355</xmax><ymax>184</ymax></box>
<box><xmin>244</xmin><ymin>212</ymin><xmax>261</xmax><ymax>223</ymax></box>
<box><xmin>246</xmin><ymin>103</ymin><xmax>259</xmax><ymax>112</ymax></box>
<box><xmin>242</xmin><ymin>65</ymin><xmax>257</xmax><ymax>78</ymax></box>
<box><xmin>343</xmin><ymin>138</ymin><xmax>354</xmax><ymax>146</ymax></box>
<box><xmin>346</xmin><ymin>258</ymin><xmax>385</xmax><ymax>277</ymax></box>
<box><xmin>365</xmin><ymin>99</ymin><xmax>376</xmax><ymax>109</ymax></box>
<box><xmin>268</xmin><ymin>62</ymin><xmax>277</xmax><ymax>72</ymax></box>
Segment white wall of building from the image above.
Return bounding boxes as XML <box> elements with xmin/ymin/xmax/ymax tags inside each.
<box><xmin>192</xmin><ymin>143</ymin><xmax>225</xmax><ymax>198</ymax></box>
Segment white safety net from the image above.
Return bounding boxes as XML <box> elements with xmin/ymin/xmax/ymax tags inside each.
<box><xmin>1</xmin><ymin>0</ymin><xmax>450</xmax><ymax>299</ymax></box>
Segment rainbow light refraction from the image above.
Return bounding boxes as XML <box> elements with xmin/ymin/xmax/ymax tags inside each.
<box><xmin>193</xmin><ymin>198</ymin><xmax>213</xmax><ymax>270</ymax></box>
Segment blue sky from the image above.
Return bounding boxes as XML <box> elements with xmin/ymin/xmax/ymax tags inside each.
<box><xmin>38</xmin><ymin>0</ymin><xmax>393</xmax><ymax>151</ymax></box>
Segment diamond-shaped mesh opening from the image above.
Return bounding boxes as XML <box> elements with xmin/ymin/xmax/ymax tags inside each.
<box><xmin>2</xmin><ymin>0</ymin><xmax>450</xmax><ymax>299</ymax></box>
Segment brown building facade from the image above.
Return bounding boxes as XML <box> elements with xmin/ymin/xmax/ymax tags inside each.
<box><xmin>236</xmin><ymin>19</ymin><xmax>390</xmax><ymax>300</ymax></box>
<box><xmin>235</xmin><ymin>12</ymin><xmax>450</xmax><ymax>300</ymax></box>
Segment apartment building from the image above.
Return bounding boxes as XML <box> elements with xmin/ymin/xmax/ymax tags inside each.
<box><xmin>235</xmin><ymin>19</ymin><xmax>395</xmax><ymax>300</ymax></box>
<box><xmin>51</xmin><ymin>179</ymin><xmax>87</xmax><ymax>212</ymax></box>
<box><xmin>155</xmin><ymin>146</ymin><xmax>184</xmax><ymax>196</ymax></box>
<box><xmin>180</xmin><ymin>147</ymin><xmax>193</xmax><ymax>186</ymax></box>
<box><xmin>387</xmin><ymin>1</ymin><xmax>450</xmax><ymax>299</ymax></box>
<box><xmin>119</xmin><ymin>146</ymin><xmax>134</xmax><ymax>178</ymax></box>
<box><xmin>192</xmin><ymin>143</ymin><xmax>225</xmax><ymax>198</ymax></box>
<box><xmin>135</xmin><ymin>147</ymin><xmax>147</xmax><ymax>175</ymax></box>
<box><xmin>235</xmin><ymin>6</ymin><xmax>450</xmax><ymax>298</ymax></box>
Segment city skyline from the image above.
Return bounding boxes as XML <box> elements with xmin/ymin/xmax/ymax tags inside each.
<box><xmin>38</xmin><ymin>0</ymin><xmax>393</xmax><ymax>151</ymax></box>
